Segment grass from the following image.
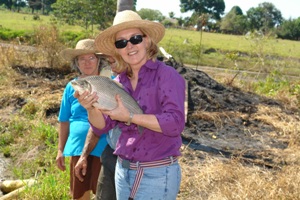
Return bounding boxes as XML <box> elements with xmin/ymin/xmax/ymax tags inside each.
<box><xmin>0</xmin><ymin>10</ymin><xmax>300</xmax><ymax>200</ymax></box>
<box><xmin>161</xmin><ymin>29</ymin><xmax>300</xmax><ymax>77</ymax></box>
<box><xmin>1</xmin><ymin>10</ymin><xmax>300</xmax><ymax>76</ymax></box>
<box><xmin>0</xmin><ymin>9</ymin><xmax>84</xmax><ymax>33</ymax></box>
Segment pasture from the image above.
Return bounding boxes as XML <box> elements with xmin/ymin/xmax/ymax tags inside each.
<box><xmin>1</xmin><ymin>10</ymin><xmax>300</xmax><ymax>77</ymax></box>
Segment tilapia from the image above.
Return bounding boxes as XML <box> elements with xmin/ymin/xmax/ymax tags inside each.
<box><xmin>71</xmin><ymin>75</ymin><xmax>143</xmax><ymax>115</ymax></box>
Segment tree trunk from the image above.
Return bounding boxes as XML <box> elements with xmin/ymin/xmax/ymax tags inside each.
<box><xmin>117</xmin><ymin>0</ymin><xmax>134</xmax><ymax>12</ymax></box>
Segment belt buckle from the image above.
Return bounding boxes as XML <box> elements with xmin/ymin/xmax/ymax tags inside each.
<box><xmin>122</xmin><ymin>159</ymin><xmax>130</xmax><ymax>169</ymax></box>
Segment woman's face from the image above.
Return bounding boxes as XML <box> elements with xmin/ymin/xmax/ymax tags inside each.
<box><xmin>115</xmin><ymin>28</ymin><xmax>148</xmax><ymax>69</ymax></box>
<box><xmin>77</xmin><ymin>53</ymin><xmax>99</xmax><ymax>76</ymax></box>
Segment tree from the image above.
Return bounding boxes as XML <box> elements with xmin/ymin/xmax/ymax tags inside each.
<box><xmin>138</xmin><ymin>8</ymin><xmax>164</xmax><ymax>22</ymax></box>
<box><xmin>0</xmin><ymin>0</ymin><xmax>26</xmax><ymax>11</ymax></box>
<box><xmin>276</xmin><ymin>17</ymin><xmax>300</xmax><ymax>41</ymax></box>
<box><xmin>220</xmin><ymin>6</ymin><xmax>248</xmax><ymax>35</ymax></box>
<box><xmin>246</xmin><ymin>2</ymin><xmax>283</xmax><ymax>33</ymax></box>
<box><xmin>180</xmin><ymin>0</ymin><xmax>225</xmax><ymax>20</ymax></box>
<box><xmin>169</xmin><ymin>11</ymin><xmax>175</xmax><ymax>19</ymax></box>
<box><xmin>52</xmin><ymin>0</ymin><xmax>116</xmax><ymax>30</ymax></box>
<box><xmin>28</xmin><ymin>0</ymin><xmax>42</xmax><ymax>14</ymax></box>
<box><xmin>117</xmin><ymin>0</ymin><xmax>133</xmax><ymax>12</ymax></box>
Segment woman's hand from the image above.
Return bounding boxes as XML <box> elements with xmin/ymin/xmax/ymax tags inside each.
<box><xmin>74</xmin><ymin>91</ymin><xmax>98</xmax><ymax>111</ymax></box>
<box><xmin>56</xmin><ymin>150</ymin><xmax>65</xmax><ymax>171</ymax></box>
<box><xmin>101</xmin><ymin>94</ymin><xmax>130</xmax><ymax>123</ymax></box>
<box><xmin>74</xmin><ymin>156</ymin><xmax>88</xmax><ymax>182</ymax></box>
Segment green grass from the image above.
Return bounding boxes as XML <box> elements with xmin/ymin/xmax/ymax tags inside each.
<box><xmin>1</xmin><ymin>10</ymin><xmax>299</xmax><ymax>76</ymax></box>
<box><xmin>163</xmin><ymin>29</ymin><xmax>300</xmax><ymax>58</ymax></box>
<box><xmin>161</xmin><ymin>29</ymin><xmax>300</xmax><ymax>76</ymax></box>
<box><xmin>0</xmin><ymin>10</ymin><xmax>85</xmax><ymax>33</ymax></box>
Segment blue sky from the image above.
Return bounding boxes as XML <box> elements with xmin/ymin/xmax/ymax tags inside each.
<box><xmin>136</xmin><ymin>0</ymin><xmax>299</xmax><ymax>19</ymax></box>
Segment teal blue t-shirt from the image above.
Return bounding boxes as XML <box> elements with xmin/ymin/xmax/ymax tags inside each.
<box><xmin>58</xmin><ymin>79</ymin><xmax>107</xmax><ymax>157</ymax></box>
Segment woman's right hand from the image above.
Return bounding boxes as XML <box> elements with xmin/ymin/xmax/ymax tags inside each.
<box><xmin>56</xmin><ymin>150</ymin><xmax>65</xmax><ymax>171</ymax></box>
<box><xmin>74</xmin><ymin>91</ymin><xmax>98</xmax><ymax>111</ymax></box>
<box><xmin>74</xmin><ymin>156</ymin><xmax>88</xmax><ymax>182</ymax></box>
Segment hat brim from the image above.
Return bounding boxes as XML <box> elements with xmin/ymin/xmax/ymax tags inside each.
<box><xmin>95</xmin><ymin>20</ymin><xmax>165</xmax><ymax>55</ymax></box>
<box><xmin>60</xmin><ymin>49</ymin><xmax>100</xmax><ymax>61</ymax></box>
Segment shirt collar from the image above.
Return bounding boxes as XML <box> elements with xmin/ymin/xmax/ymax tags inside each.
<box><xmin>119</xmin><ymin>59</ymin><xmax>159</xmax><ymax>81</ymax></box>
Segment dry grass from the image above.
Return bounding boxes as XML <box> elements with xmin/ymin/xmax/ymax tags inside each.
<box><xmin>176</xmin><ymin>73</ymin><xmax>300</xmax><ymax>199</ymax></box>
<box><xmin>178</xmin><ymin>144</ymin><xmax>300</xmax><ymax>199</ymax></box>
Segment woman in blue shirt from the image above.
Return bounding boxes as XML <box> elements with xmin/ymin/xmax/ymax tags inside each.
<box><xmin>56</xmin><ymin>39</ymin><xmax>108</xmax><ymax>200</ymax></box>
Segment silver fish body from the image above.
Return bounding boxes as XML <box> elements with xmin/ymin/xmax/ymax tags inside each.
<box><xmin>71</xmin><ymin>75</ymin><xmax>143</xmax><ymax>115</ymax></box>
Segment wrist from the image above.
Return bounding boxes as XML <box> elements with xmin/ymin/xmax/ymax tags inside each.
<box><xmin>125</xmin><ymin>112</ymin><xmax>134</xmax><ymax>126</ymax></box>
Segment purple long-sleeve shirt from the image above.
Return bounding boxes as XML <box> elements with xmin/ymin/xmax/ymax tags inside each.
<box><xmin>91</xmin><ymin>59</ymin><xmax>186</xmax><ymax>162</ymax></box>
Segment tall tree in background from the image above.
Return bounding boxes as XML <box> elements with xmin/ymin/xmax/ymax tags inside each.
<box><xmin>28</xmin><ymin>0</ymin><xmax>42</xmax><ymax>13</ymax></box>
<box><xmin>180</xmin><ymin>0</ymin><xmax>225</xmax><ymax>20</ymax></box>
<box><xmin>138</xmin><ymin>8</ymin><xmax>164</xmax><ymax>22</ymax></box>
<box><xmin>52</xmin><ymin>0</ymin><xmax>116</xmax><ymax>30</ymax></box>
<box><xmin>276</xmin><ymin>17</ymin><xmax>300</xmax><ymax>41</ymax></box>
<box><xmin>1</xmin><ymin>0</ymin><xmax>27</xmax><ymax>11</ymax></box>
<box><xmin>247</xmin><ymin>2</ymin><xmax>283</xmax><ymax>33</ymax></box>
<box><xmin>220</xmin><ymin>6</ymin><xmax>248</xmax><ymax>35</ymax></box>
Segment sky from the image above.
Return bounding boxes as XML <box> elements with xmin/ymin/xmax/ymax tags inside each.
<box><xmin>136</xmin><ymin>0</ymin><xmax>299</xmax><ymax>20</ymax></box>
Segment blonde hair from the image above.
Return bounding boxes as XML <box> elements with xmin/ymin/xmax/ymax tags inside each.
<box><xmin>112</xmin><ymin>30</ymin><xmax>159</xmax><ymax>77</ymax></box>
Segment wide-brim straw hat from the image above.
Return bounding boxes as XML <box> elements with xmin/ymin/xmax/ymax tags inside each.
<box><xmin>60</xmin><ymin>39</ymin><xmax>102</xmax><ymax>61</ymax></box>
<box><xmin>95</xmin><ymin>10</ymin><xmax>165</xmax><ymax>55</ymax></box>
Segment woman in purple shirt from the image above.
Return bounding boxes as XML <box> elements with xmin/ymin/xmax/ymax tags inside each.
<box><xmin>75</xmin><ymin>10</ymin><xmax>185</xmax><ymax>200</ymax></box>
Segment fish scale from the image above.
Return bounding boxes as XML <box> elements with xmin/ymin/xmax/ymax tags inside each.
<box><xmin>71</xmin><ymin>75</ymin><xmax>143</xmax><ymax>115</ymax></box>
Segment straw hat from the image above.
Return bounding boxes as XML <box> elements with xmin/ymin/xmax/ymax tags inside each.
<box><xmin>60</xmin><ymin>39</ymin><xmax>101</xmax><ymax>61</ymax></box>
<box><xmin>95</xmin><ymin>10</ymin><xmax>165</xmax><ymax>55</ymax></box>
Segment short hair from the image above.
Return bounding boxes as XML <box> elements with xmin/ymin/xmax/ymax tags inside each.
<box><xmin>71</xmin><ymin>54</ymin><xmax>104</xmax><ymax>74</ymax></box>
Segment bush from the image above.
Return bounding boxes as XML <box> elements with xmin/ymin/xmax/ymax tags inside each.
<box><xmin>0</xmin><ymin>27</ymin><xmax>28</xmax><ymax>41</ymax></box>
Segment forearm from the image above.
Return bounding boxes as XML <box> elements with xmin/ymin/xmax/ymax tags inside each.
<box><xmin>131</xmin><ymin>114</ymin><xmax>162</xmax><ymax>133</ymax></box>
<box><xmin>81</xmin><ymin>128</ymin><xmax>99</xmax><ymax>158</ymax></box>
<box><xmin>87</xmin><ymin>108</ymin><xmax>105</xmax><ymax>130</ymax></box>
<box><xmin>58</xmin><ymin>122</ymin><xmax>69</xmax><ymax>151</ymax></box>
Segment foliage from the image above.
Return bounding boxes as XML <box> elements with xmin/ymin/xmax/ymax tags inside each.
<box><xmin>0</xmin><ymin>0</ymin><xmax>26</xmax><ymax>11</ymax></box>
<box><xmin>138</xmin><ymin>8</ymin><xmax>165</xmax><ymax>22</ymax></box>
<box><xmin>180</xmin><ymin>0</ymin><xmax>225</xmax><ymax>20</ymax></box>
<box><xmin>31</xmin><ymin>24</ymin><xmax>65</xmax><ymax>68</ymax></box>
<box><xmin>253</xmin><ymin>70</ymin><xmax>290</xmax><ymax>96</ymax></box>
<box><xmin>26</xmin><ymin>0</ymin><xmax>56</xmax><ymax>14</ymax></box>
<box><xmin>51</xmin><ymin>0</ymin><xmax>116</xmax><ymax>30</ymax></box>
<box><xmin>246</xmin><ymin>2</ymin><xmax>283</xmax><ymax>33</ymax></box>
<box><xmin>59</xmin><ymin>31</ymin><xmax>91</xmax><ymax>47</ymax></box>
<box><xmin>117</xmin><ymin>0</ymin><xmax>134</xmax><ymax>11</ymax></box>
<box><xmin>276</xmin><ymin>17</ymin><xmax>300</xmax><ymax>40</ymax></box>
<box><xmin>220</xmin><ymin>6</ymin><xmax>248</xmax><ymax>35</ymax></box>
<box><xmin>0</xmin><ymin>27</ymin><xmax>29</xmax><ymax>41</ymax></box>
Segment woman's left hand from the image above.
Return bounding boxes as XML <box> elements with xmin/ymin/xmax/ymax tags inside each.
<box><xmin>101</xmin><ymin>94</ymin><xmax>130</xmax><ymax>123</ymax></box>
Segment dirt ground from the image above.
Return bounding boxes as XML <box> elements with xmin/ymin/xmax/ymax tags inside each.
<box><xmin>0</xmin><ymin>46</ymin><xmax>299</xmax><ymax>180</ymax></box>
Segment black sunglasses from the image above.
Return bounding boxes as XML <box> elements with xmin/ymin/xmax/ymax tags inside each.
<box><xmin>115</xmin><ymin>35</ymin><xmax>145</xmax><ymax>49</ymax></box>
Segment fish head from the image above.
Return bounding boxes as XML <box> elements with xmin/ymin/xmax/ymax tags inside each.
<box><xmin>71</xmin><ymin>79</ymin><xmax>92</xmax><ymax>95</ymax></box>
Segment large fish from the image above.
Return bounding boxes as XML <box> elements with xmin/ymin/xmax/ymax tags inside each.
<box><xmin>71</xmin><ymin>75</ymin><xmax>143</xmax><ymax>115</ymax></box>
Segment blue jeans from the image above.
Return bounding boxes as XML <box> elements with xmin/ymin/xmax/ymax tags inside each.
<box><xmin>115</xmin><ymin>158</ymin><xmax>181</xmax><ymax>200</ymax></box>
